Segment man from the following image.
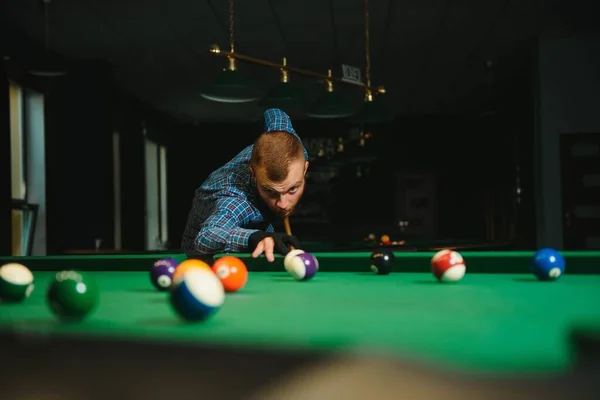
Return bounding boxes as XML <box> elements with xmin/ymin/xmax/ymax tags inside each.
<box><xmin>181</xmin><ymin>108</ymin><xmax>308</xmax><ymax>262</ymax></box>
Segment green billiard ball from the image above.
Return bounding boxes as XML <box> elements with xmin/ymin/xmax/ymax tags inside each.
<box><xmin>0</xmin><ymin>263</ymin><xmax>34</xmax><ymax>302</ymax></box>
<box><xmin>46</xmin><ymin>270</ymin><xmax>99</xmax><ymax>321</ymax></box>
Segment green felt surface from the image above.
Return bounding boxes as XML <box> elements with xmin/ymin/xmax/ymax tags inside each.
<box><xmin>1</xmin><ymin>270</ymin><xmax>600</xmax><ymax>375</ymax></box>
<box><xmin>222</xmin><ymin>251</ymin><xmax>600</xmax><ymax>274</ymax></box>
<box><xmin>0</xmin><ymin>253</ymin><xmax>188</xmax><ymax>271</ymax></box>
<box><xmin>3</xmin><ymin>250</ymin><xmax>599</xmax><ymax>274</ymax></box>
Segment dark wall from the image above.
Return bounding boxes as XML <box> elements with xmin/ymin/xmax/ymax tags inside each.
<box><xmin>115</xmin><ymin>108</ymin><xmax>146</xmax><ymax>252</ymax></box>
<box><xmin>167</xmin><ymin>122</ymin><xmax>263</xmax><ymax>249</ymax></box>
<box><xmin>166</xmin><ymin>106</ymin><xmax>536</xmax><ymax>248</ymax></box>
<box><xmin>1</xmin><ymin>18</ymin><xmax>181</xmax><ymax>255</ymax></box>
<box><xmin>44</xmin><ymin>60</ymin><xmax>115</xmax><ymax>252</ymax></box>
<box><xmin>2</xmin><ymin>15</ymin><xmax>537</xmax><ymax>255</ymax></box>
<box><xmin>1</xmin><ymin>16</ymin><xmax>46</xmax><ymax>256</ymax></box>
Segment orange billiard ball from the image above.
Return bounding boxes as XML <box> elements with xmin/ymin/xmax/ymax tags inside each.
<box><xmin>211</xmin><ymin>256</ymin><xmax>248</xmax><ymax>293</ymax></box>
<box><xmin>173</xmin><ymin>259</ymin><xmax>212</xmax><ymax>281</ymax></box>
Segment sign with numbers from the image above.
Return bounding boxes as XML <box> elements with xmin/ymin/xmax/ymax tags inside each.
<box><xmin>341</xmin><ymin>64</ymin><xmax>362</xmax><ymax>84</ymax></box>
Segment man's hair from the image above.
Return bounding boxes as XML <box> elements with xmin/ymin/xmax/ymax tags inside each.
<box><xmin>251</xmin><ymin>132</ymin><xmax>305</xmax><ymax>182</ymax></box>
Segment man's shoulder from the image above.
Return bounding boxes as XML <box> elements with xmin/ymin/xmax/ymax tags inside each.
<box><xmin>199</xmin><ymin>145</ymin><xmax>254</xmax><ymax>194</ymax></box>
<box><xmin>222</xmin><ymin>144</ymin><xmax>254</xmax><ymax>170</ymax></box>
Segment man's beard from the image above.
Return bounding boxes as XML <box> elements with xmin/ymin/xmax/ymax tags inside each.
<box><xmin>274</xmin><ymin>205</ymin><xmax>295</xmax><ymax>217</ymax></box>
<box><xmin>273</xmin><ymin>193</ymin><xmax>304</xmax><ymax>217</ymax></box>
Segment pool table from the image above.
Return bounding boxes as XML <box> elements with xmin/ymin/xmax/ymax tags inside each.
<box><xmin>1</xmin><ymin>250</ymin><xmax>599</xmax><ymax>399</ymax></box>
<box><xmin>297</xmin><ymin>238</ymin><xmax>510</xmax><ymax>253</ymax></box>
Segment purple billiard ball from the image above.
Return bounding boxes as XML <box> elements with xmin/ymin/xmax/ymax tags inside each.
<box><xmin>286</xmin><ymin>252</ymin><xmax>318</xmax><ymax>281</ymax></box>
<box><xmin>150</xmin><ymin>258</ymin><xmax>178</xmax><ymax>291</ymax></box>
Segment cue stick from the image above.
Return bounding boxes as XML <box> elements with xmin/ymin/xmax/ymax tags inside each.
<box><xmin>283</xmin><ymin>217</ymin><xmax>296</xmax><ymax>250</ymax></box>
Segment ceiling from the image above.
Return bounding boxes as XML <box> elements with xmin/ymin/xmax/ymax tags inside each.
<box><xmin>3</xmin><ymin>0</ymin><xmax>599</xmax><ymax>122</ymax></box>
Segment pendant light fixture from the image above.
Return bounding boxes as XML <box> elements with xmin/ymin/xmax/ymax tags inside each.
<box><xmin>350</xmin><ymin>0</ymin><xmax>392</xmax><ymax>123</ymax></box>
<box><xmin>306</xmin><ymin>69</ymin><xmax>354</xmax><ymax>119</ymax></box>
<box><xmin>202</xmin><ymin>0</ymin><xmax>390</xmax><ymax>111</ymax></box>
<box><xmin>258</xmin><ymin>57</ymin><xmax>304</xmax><ymax>108</ymax></box>
<box><xmin>200</xmin><ymin>0</ymin><xmax>259</xmax><ymax>103</ymax></box>
<box><xmin>350</xmin><ymin>87</ymin><xmax>393</xmax><ymax>123</ymax></box>
<box><xmin>29</xmin><ymin>0</ymin><xmax>67</xmax><ymax>77</ymax></box>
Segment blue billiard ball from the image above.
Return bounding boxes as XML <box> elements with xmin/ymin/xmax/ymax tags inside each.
<box><xmin>531</xmin><ymin>248</ymin><xmax>565</xmax><ymax>281</ymax></box>
<box><xmin>169</xmin><ymin>268</ymin><xmax>224</xmax><ymax>322</ymax></box>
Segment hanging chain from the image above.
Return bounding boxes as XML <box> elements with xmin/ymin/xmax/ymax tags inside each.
<box><xmin>229</xmin><ymin>0</ymin><xmax>235</xmax><ymax>53</ymax></box>
<box><xmin>364</xmin><ymin>0</ymin><xmax>371</xmax><ymax>89</ymax></box>
<box><xmin>211</xmin><ymin>0</ymin><xmax>384</xmax><ymax>94</ymax></box>
<box><xmin>44</xmin><ymin>0</ymin><xmax>50</xmax><ymax>51</ymax></box>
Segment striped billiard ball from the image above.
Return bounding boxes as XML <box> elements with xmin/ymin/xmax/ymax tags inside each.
<box><xmin>169</xmin><ymin>268</ymin><xmax>225</xmax><ymax>322</ymax></box>
<box><xmin>431</xmin><ymin>249</ymin><xmax>466</xmax><ymax>282</ymax></box>
<box><xmin>0</xmin><ymin>263</ymin><xmax>34</xmax><ymax>302</ymax></box>
<box><xmin>284</xmin><ymin>251</ymin><xmax>318</xmax><ymax>281</ymax></box>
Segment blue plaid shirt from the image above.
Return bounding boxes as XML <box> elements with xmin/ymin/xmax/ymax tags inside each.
<box><xmin>181</xmin><ymin>109</ymin><xmax>308</xmax><ymax>255</ymax></box>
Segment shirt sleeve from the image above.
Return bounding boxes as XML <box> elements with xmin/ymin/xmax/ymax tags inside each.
<box><xmin>193</xmin><ymin>195</ymin><xmax>259</xmax><ymax>254</ymax></box>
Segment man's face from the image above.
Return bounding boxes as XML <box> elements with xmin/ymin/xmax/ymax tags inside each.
<box><xmin>251</xmin><ymin>159</ymin><xmax>309</xmax><ymax>217</ymax></box>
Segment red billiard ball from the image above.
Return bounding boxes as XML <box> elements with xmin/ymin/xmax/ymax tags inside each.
<box><xmin>211</xmin><ymin>256</ymin><xmax>248</xmax><ymax>293</ymax></box>
<box><xmin>431</xmin><ymin>249</ymin><xmax>466</xmax><ymax>282</ymax></box>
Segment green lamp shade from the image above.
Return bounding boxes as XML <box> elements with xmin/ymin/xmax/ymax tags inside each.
<box><xmin>200</xmin><ymin>69</ymin><xmax>260</xmax><ymax>103</ymax></box>
<box><xmin>29</xmin><ymin>53</ymin><xmax>67</xmax><ymax>77</ymax></box>
<box><xmin>307</xmin><ymin>91</ymin><xmax>354</xmax><ymax>119</ymax></box>
<box><xmin>258</xmin><ymin>82</ymin><xmax>305</xmax><ymax>107</ymax></box>
<box><xmin>350</xmin><ymin>98</ymin><xmax>394</xmax><ymax>124</ymax></box>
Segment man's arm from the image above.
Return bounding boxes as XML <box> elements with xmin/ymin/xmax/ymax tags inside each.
<box><xmin>193</xmin><ymin>196</ymin><xmax>258</xmax><ymax>254</ymax></box>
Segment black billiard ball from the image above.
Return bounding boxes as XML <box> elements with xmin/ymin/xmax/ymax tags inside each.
<box><xmin>381</xmin><ymin>248</ymin><xmax>395</xmax><ymax>262</ymax></box>
<box><xmin>370</xmin><ymin>250</ymin><xmax>394</xmax><ymax>275</ymax></box>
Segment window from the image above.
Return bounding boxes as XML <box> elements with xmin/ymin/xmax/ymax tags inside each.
<box><xmin>144</xmin><ymin>136</ymin><xmax>168</xmax><ymax>250</ymax></box>
<box><xmin>9</xmin><ymin>82</ymin><xmax>25</xmax><ymax>256</ymax></box>
<box><xmin>9</xmin><ymin>82</ymin><xmax>46</xmax><ymax>256</ymax></box>
<box><xmin>113</xmin><ymin>131</ymin><xmax>122</xmax><ymax>249</ymax></box>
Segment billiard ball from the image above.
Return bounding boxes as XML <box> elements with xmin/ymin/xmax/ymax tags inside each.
<box><xmin>382</xmin><ymin>248</ymin><xmax>395</xmax><ymax>262</ymax></box>
<box><xmin>431</xmin><ymin>249</ymin><xmax>466</xmax><ymax>282</ymax></box>
<box><xmin>211</xmin><ymin>256</ymin><xmax>248</xmax><ymax>293</ymax></box>
<box><xmin>531</xmin><ymin>248</ymin><xmax>565</xmax><ymax>281</ymax></box>
<box><xmin>370</xmin><ymin>250</ymin><xmax>394</xmax><ymax>275</ymax></box>
<box><xmin>284</xmin><ymin>250</ymin><xmax>318</xmax><ymax>281</ymax></box>
<box><xmin>0</xmin><ymin>263</ymin><xmax>34</xmax><ymax>302</ymax></box>
<box><xmin>173</xmin><ymin>259</ymin><xmax>212</xmax><ymax>281</ymax></box>
<box><xmin>150</xmin><ymin>258</ymin><xmax>178</xmax><ymax>291</ymax></box>
<box><xmin>46</xmin><ymin>270</ymin><xmax>99</xmax><ymax>321</ymax></box>
<box><xmin>381</xmin><ymin>234</ymin><xmax>392</xmax><ymax>246</ymax></box>
<box><xmin>169</xmin><ymin>267</ymin><xmax>225</xmax><ymax>322</ymax></box>
<box><xmin>284</xmin><ymin>249</ymin><xmax>305</xmax><ymax>269</ymax></box>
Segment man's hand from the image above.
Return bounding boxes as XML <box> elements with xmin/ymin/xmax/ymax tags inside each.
<box><xmin>251</xmin><ymin>236</ymin><xmax>276</xmax><ymax>261</ymax></box>
<box><xmin>249</xmin><ymin>231</ymin><xmax>301</xmax><ymax>262</ymax></box>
